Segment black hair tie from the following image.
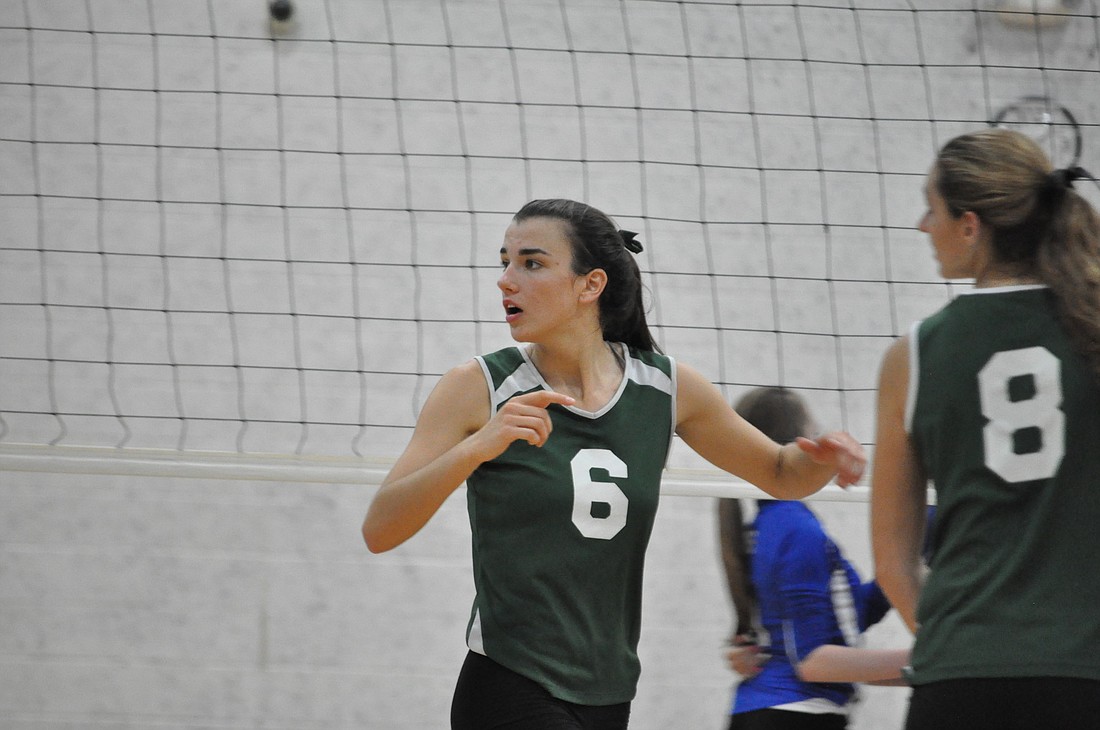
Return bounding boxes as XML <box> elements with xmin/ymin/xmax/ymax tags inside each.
<box><xmin>619</xmin><ymin>229</ymin><xmax>643</xmax><ymax>254</ymax></box>
<box><xmin>1048</xmin><ymin>166</ymin><xmax>1089</xmax><ymax>190</ymax></box>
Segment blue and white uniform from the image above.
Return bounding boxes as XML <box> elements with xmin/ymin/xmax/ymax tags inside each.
<box><xmin>731</xmin><ymin>501</ymin><xmax>890</xmax><ymax>718</ymax></box>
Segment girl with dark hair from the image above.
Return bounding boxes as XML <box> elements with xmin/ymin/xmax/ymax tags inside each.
<box><xmin>719</xmin><ymin>387</ymin><xmax>910</xmax><ymax>730</ymax></box>
<box><xmin>363</xmin><ymin>199</ymin><xmax>866</xmax><ymax>730</ymax></box>
<box><xmin>871</xmin><ymin>128</ymin><xmax>1100</xmax><ymax>730</ymax></box>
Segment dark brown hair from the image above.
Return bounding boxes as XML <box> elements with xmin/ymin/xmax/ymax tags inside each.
<box><xmin>513</xmin><ymin>199</ymin><xmax>659</xmax><ymax>353</ymax></box>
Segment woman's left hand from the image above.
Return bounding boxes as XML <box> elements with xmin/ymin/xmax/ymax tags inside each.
<box><xmin>724</xmin><ymin>635</ymin><xmax>769</xmax><ymax>678</ymax></box>
<box><xmin>795</xmin><ymin>432</ymin><xmax>866</xmax><ymax>488</ymax></box>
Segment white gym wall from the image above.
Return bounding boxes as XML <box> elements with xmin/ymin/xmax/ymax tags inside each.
<box><xmin>2</xmin><ymin>1</ymin><xmax>1098</xmax><ymax>728</ymax></box>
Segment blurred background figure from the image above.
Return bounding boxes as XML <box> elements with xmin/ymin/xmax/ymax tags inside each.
<box><xmin>719</xmin><ymin>387</ymin><xmax>911</xmax><ymax>730</ymax></box>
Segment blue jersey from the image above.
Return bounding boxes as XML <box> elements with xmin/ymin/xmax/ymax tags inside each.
<box><xmin>731</xmin><ymin>501</ymin><xmax>890</xmax><ymax>715</ymax></box>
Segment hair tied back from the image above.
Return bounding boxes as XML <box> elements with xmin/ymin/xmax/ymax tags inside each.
<box><xmin>618</xmin><ymin>229</ymin><xmax>643</xmax><ymax>254</ymax></box>
<box><xmin>1049</xmin><ymin>166</ymin><xmax>1091</xmax><ymax>190</ymax></box>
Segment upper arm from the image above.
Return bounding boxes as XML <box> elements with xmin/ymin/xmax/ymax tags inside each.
<box><xmin>870</xmin><ymin>336</ymin><xmax>926</xmax><ymax>536</ymax></box>
<box><xmin>674</xmin><ymin>362</ymin><xmax>782</xmax><ymax>488</ymax></box>
<box><xmin>382</xmin><ymin>359</ymin><xmax>491</xmax><ymax>486</ymax></box>
<box><xmin>870</xmin><ymin>335</ymin><xmax>928</xmax><ymax>627</ymax></box>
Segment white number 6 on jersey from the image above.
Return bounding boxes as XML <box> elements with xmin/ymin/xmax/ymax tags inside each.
<box><xmin>978</xmin><ymin>346</ymin><xmax>1064</xmax><ymax>483</ymax></box>
<box><xmin>571</xmin><ymin>449</ymin><xmax>629</xmax><ymax>539</ymax></box>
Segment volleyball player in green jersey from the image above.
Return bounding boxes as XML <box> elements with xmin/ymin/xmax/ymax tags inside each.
<box><xmin>870</xmin><ymin>128</ymin><xmax>1100</xmax><ymax>730</ymax></box>
<box><xmin>363</xmin><ymin>198</ymin><xmax>867</xmax><ymax>729</ymax></box>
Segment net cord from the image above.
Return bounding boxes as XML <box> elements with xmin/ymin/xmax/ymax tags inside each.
<box><xmin>0</xmin><ymin>442</ymin><xmax>889</xmax><ymax>502</ymax></box>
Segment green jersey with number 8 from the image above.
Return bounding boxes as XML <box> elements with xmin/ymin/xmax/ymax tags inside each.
<box><xmin>907</xmin><ymin>285</ymin><xmax>1100</xmax><ymax>684</ymax></box>
<box><xmin>465</xmin><ymin>344</ymin><xmax>675</xmax><ymax>705</ymax></box>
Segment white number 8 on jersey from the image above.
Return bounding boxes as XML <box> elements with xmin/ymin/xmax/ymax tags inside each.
<box><xmin>978</xmin><ymin>346</ymin><xmax>1065</xmax><ymax>483</ymax></box>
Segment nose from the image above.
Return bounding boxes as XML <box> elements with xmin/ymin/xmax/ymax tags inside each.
<box><xmin>498</xmin><ymin>264</ymin><xmax>517</xmax><ymax>293</ymax></box>
<box><xmin>917</xmin><ymin>211</ymin><xmax>930</xmax><ymax>232</ymax></box>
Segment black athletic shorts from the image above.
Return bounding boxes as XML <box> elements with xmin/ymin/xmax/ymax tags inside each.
<box><xmin>906</xmin><ymin>677</ymin><xmax>1100</xmax><ymax>730</ymax></box>
<box><xmin>727</xmin><ymin>708</ymin><xmax>847</xmax><ymax>730</ymax></box>
<box><xmin>450</xmin><ymin>651</ymin><xmax>631</xmax><ymax>730</ymax></box>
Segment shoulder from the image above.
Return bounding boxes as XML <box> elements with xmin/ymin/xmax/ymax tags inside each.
<box><xmin>472</xmin><ymin>347</ymin><xmax>528</xmax><ymax>393</ymax></box>
<box><xmin>622</xmin><ymin>345</ymin><xmax>675</xmax><ymax>394</ymax></box>
<box><xmin>881</xmin><ymin>332</ymin><xmax>911</xmax><ymax>371</ymax></box>
<box><xmin>670</xmin><ymin>361</ymin><xmax>725</xmax><ymax>426</ymax></box>
<box><xmin>476</xmin><ymin>346</ymin><xmax>524</xmax><ymax>371</ymax></box>
<box><xmin>429</xmin><ymin>358</ymin><xmax>491</xmax><ymax>415</ymax></box>
<box><xmin>878</xmin><ymin>332</ymin><xmax>911</xmax><ymax>392</ymax></box>
<box><xmin>447</xmin><ymin>357</ymin><xmax>489</xmax><ymax>383</ymax></box>
<box><xmin>406</xmin><ymin>357</ymin><xmax>493</xmax><ymax>441</ymax></box>
<box><xmin>919</xmin><ymin>287</ymin><xmax>1045</xmax><ymax>335</ymax></box>
<box><xmin>873</xmin><ymin>333</ymin><xmax>914</xmax><ymax>435</ymax></box>
<box><xmin>757</xmin><ymin>503</ymin><xmax>826</xmax><ymax>547</ymax></box>
<box><xmin>625</xmin><ymin>345</ymin><xmax>674</xmax><ymax>375</ymax></box>
<box><xmin>757</xmin><ymin>504</ymin><xmax>832</xmax><ymax>575</ymax></box>
<box><xmin>672</xmin><ymin>360</ymin><xmax>714</xmax><ymax>399</ymax></box>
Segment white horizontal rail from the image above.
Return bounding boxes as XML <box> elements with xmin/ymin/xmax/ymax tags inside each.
<box><xmin>0</xmin><ymin>443</ymin><xmax>874</xmax><ymax>502</ymax></box>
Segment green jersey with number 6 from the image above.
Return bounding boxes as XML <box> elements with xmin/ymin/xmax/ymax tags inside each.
<box><xmin>465</xmin><ymin>344</ymin><xmax>675</xmax><ymax>705</ymax></box>
<box><xmin>907</xmin><ymin>286</ymin><xmax>1100</xmax><ymax>684</ymax></box>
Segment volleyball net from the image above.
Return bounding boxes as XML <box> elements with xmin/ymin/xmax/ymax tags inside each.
<box><xmin>1</xmin><ymin>0</ymin><xmax>1097</xmax><ymax>499</ymax></box>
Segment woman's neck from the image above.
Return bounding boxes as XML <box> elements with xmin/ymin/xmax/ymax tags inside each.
<box><xmin>527</xmin><ymin>339</ymin><xmax>623</xmax><ymax>408</ymax></box>
<box><xmin>973</xmin><ymin>259</ymin><xmax>1042</xmax><ymax>289</ymax></box>
<box><xmin>974</xmin><ymin>273</ymin><xmax>1043</xmax><ymax>288</ymax></box>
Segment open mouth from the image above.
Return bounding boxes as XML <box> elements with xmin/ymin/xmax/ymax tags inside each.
<box><xmin>503</xmin><ymin>303</ymin><xmax>524</xmax><ymax>324</ymax></box>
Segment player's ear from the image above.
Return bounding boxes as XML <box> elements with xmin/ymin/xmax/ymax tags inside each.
<box><xmin>578</xmin><ymin>268</ymin><xmax>607</xmax><ymax>303</ymax></box>
<box><xmin>960</xmin><ymin>210</ymin><xmax>982</xmax><ymax>244</ymax></box>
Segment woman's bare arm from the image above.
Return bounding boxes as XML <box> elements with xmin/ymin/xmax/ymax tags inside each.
<box><xmin>870</xmin><ymin>336</ymin><xmax>928</xmax><ymax>633</ymax></box>
<box><xmin>797</xmin><ymin>645</ymin><xmax>911</xmax><ymax>685</ymax></box>
<box><xmin>675</xmin><ymin>363</ymin><xmax>865</xmax><ymax>498</ymax></box>
<box><xmin>362</xmin><ymin>360</ymin><xmax>573</xmax><ymax>552</ymax></box>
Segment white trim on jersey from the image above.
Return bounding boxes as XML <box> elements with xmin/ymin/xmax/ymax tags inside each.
<box><xmin>771</xmin><ymin>698</ymin><xmax>849</xmax><ymax>716</ymax></box>
<box><xmin>481</xmin><ymin>344</ymin><xmax>675</xmax><ymax>423</ymax></box>
<box><xmin>468</xmin><ymin>608</ymin><xmax>485</xmax><ymax>655</ymax></box>
<box><xmin>958</xmin><ymin>284</ymin><xmax>1046</xmax><ymax>296</ymax></box>
<box><xmin>486</xmin><ymin>359</ymin><xmax>542</xmax><ymax>411</ymax></box>
<box><xmin>666</xmin><ymin>355</ymin><xmax>678</xmax><ymax>468</ymax></box>
<box><xmin>905</xmin><ymin>319</ymin><xmax>922</xmax><ymax>434</ymax></box>
<box><xmin>624</xmin><ymin>349</ymin><xmax>673</xmax><ymax>396</ymax></box>
<box><xmin>830</xmin><ymin>567</ymin><xmax>862</xmax><ymax>648</ymax></box>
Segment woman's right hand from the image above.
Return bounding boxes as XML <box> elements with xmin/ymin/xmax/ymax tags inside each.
<box><xmin>467</xmin><ymin>390</ymin><xmax>576</xmax><ymax>462</ymax></box>
<box><xmin>364</xmin><ymin>370</ymin><xmax>576</xmax><ymax>553</ymax></box>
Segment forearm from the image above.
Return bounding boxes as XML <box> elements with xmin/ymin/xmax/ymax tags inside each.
<box><xmin>870</xmin><ymin>455</ymin><xmax>927</xmax><ymax>633</ymax></box>
<box><xmin>772</xmin><ymin>442</ymin><xmax>836</xmax><ymax>499</ymax></box>
<box><xmin>874</xmin><ymin>560</ymin><xmax>924</xmax><ymax>633</ymax></box>
<box><xmin>674</xmin><ymin>365</ymin><xmax>863</xmax><ymax>497</ymax></box>
<box><xmin>362</xmin><ymin>437</ymin><xmax>483</xmax><ymax>553</ymax></box>
<box><xmin>870</xmin><ymin>336</ymin><xmax>925</xmax><ymax>633</ymax></box>
<box><xmin>796</xmin><ymin>645</ymin><xmax>910</xmax><ymax>684</ymax></box>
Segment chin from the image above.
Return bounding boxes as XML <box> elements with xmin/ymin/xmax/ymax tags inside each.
<box><xmin>940</xmin><ymin>267</ymin><xmax>973</xmax><ymax>281</ymax></box>
<box><xmin>937</xmin><ymin>263</ymin><xmax>966</xmax><ymax>281</ymax></box>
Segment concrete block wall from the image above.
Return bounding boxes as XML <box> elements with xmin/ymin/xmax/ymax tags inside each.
<box><xmin>2</xmin><ymin>2</ymin><xmax>1099</xmax><ymax>728</ymax></box>
<box><xmin>0</xmin><ymin>469</ymin><xmax>904</xmax><ymax>729</ymax></box>
<box><xmin>0</xmin><ymin>471</ymin><xmax>470</xmax><ymax>729</ymax></box>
